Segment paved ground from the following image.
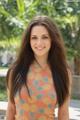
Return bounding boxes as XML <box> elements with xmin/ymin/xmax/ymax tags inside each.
<box><xmin>69</xmin><ymin>100</ymin><xmax>80</xmax><ymax>120</ymax></box>
<box><xmin>0</xmin><ymin>99</ymin><xmax>80</xmax><ymax>120</ymax></box>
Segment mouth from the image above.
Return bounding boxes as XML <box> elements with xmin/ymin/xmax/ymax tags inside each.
<box><xmin>35</xmin><ymin>47</ymin><xmax>45</xmax><ymax>51</ymax></box>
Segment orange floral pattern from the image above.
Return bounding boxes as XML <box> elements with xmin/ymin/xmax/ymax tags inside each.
<box><xmin>14</xmin><ymin>63</ymin><xmax>57</xmax><ymax>120</ymax></box>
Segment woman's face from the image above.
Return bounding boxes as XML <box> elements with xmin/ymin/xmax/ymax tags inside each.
<box><xmin>30</xmin><ymin>25</ymin><xmax>51</xmax><ymax>59</ymax></box>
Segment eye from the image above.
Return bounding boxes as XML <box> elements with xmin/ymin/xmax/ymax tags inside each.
<box><xmin>42</xmin><ymin>35</ymin><xmax>49</xmax><ymax>40</ymax></box>
<box><xmin>31</xmin><ymin>36</ymin><xmax>37</xmax><ymax>40</ymax></box>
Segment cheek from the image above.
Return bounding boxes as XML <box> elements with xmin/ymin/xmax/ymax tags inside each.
<box><xmin>30</xmin><ymin>41</ymin><xmax>34</xmax><ymax>47</ymax></box>
<box><xmin>48</xmin><ymin>44</ymin><xmax>51</xmax><ymax>50</ymax></box>
<box><xmin>30</xmin><ymin>41</ymin><xmax>36</xmax><ymax>51</ymax></box>
<box><xmin>30</xmin><ymin>41</ymin><xmax>33</xmax><ymax>50</ymax></box>
<box><xmin>47</xmin><ymin>41</ymin><xmax>51</xmax><ymax>48</ymax></box>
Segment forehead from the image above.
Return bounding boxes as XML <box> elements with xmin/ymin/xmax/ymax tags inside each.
<box><xmin>31</xmin><ymin>25</ymin><xmax>49</xmax><ymax>35</ymax></box>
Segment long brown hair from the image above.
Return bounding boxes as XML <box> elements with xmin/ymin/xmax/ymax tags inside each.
<box><xmin>6</xmin><ymin>15</ymin><xmax>70</xmax><ymax>107</ymax></box>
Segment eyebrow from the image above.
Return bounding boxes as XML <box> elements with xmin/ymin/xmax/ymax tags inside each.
<box><xmin>31</xmin><ymin>34</ymin><xmax>49</xmax><ymax>36</ymax></box>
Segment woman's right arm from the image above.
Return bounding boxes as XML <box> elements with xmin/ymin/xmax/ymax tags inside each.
<box><xmin>6</xmin><ymin>69</ymin><xmax>16</xmax><ymax>120</ymax></box>
<box><xmin>6</xmin><ymin>98</ymin><xmax>16</xmax><ymax>120</ymax></box>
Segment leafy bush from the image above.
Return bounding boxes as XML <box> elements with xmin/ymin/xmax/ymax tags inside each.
<box><xmin>0</xmin><ymin>37</ymin><xmax>21</xmax><ymax>51</ymax></box>
<box><xmin>0</xmin><ymin>76</ymin><xmax>7</xmax><ymax>101</ymax></box>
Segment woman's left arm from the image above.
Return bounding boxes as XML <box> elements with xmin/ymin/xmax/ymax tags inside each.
<box><xmin>58</xmin><ymin>97</ymin><xmax>69</xmax><ymax>120</ymax></box>
<box><xmin>58</xmin><ymin>69</ymin><xmax>72</xmax><ymax>120</ymax></box>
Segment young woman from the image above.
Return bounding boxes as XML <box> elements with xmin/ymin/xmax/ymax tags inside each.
<box><xmin>6</xmin><ymin>15</ymin><xmax>72</xmax><ymax>120</ymax></box>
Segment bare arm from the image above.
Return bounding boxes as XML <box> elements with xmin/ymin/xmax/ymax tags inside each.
<box><xmin>6</xmin><ymin>98</ymin><xmax>16</xmax><ymax>120</ymax></box>
<box><xmin>58</xmin><ymin>69</ymin><xmax>72</xmax><ymax>120</ymax></box>
<box><xmin>58</xmin><ymin>98</ymin><xmax>70</xmax><ymax>120</ymax></box>
<box><xmin>6</xmin><ymin>70</ymin><xmax>16</xmax><ymax>120</ymax></box>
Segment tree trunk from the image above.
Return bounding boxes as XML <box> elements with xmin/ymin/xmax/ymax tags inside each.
<box><xmin>74</xmin><ymin>56</ymin><xmax>80</xmax><ymax>75</ymax></box>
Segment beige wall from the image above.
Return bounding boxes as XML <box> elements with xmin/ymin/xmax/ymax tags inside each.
<box><xmin>71</xmin><ymin>75</ymin><xmax>80</xmax><ymax>99</ymax></box>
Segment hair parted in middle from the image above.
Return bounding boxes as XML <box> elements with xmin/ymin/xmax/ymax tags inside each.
<box><xmin>6</xmin><ymin>15</ymin><xmax>69</xmax><ymax>107</ymax></box>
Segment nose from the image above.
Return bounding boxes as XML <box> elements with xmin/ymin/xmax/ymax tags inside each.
<box><xmin>37</xmin><ymin>39</ymin><xmax>42</xmax><ymax>45</ymax></box>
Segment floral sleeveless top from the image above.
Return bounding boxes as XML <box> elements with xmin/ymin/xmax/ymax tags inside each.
<box><xmin>14</xmin><ymin>62</ymin><xmax>57</xmax><ymax>120</ymax></box>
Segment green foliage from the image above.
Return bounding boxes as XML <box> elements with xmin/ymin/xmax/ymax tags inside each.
<box><xmin>0</xmin><ymin>37</ymin><xmax>21</xmax><ymax>51</ymax></box>
<box><xmin>0</xmin><ymin>89</ymin><xmax>7</xmax><ymax>101</ymax></box>
<box><xmin>67</xmin><ymin>47</ymin><xmax>75</xmax><ymax>60</ymax></box>
<box><xmin>0</xmin><ymin>0</ymin><xmax>80</xmax><ymax>58</ymax></box>
<box><xmin>16</xmin><ymin>0</ymin><xmax>25</xmax><ymax>16</ymax></box>
<box><xmin>0</xmin><ymin>77</ymin><xmax>6</xmax><ymax>89</ymax></box>
<box><xmin>0</xmin><ymin>76</ymin><xmax>7</xmax><ymax>101</ymax></box>
<box><xmin>0</xmin><ymin>0</ymin><xmax>80</xmax><ymax>100</ymax></box>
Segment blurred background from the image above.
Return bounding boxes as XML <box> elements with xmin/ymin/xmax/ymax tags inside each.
<box><xmin>0</xmin><ymin>0</ymin><xmax>80</xmax><ymax>119</ymax></box>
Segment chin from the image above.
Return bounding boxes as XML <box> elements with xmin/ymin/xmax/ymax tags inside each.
<box><xmin>35</xmin><ymin>53</ymin><xmax>48</xmax><ymax>57</ymax></box>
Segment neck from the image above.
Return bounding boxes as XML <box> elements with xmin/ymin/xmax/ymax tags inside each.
<box><xmin>34</xmin><ymin>56</ymin><xmax>48</xmax><ymax>68</ymax></box>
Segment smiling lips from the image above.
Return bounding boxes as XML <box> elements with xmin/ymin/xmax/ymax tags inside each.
<box><xmin>35</xmin><ymin>47</ymin><xmax>45</xmax><ymax>51</ymax></box>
